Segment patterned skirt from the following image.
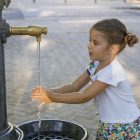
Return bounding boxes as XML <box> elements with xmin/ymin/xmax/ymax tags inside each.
<box><xmin>96</xmin><ymin>116</ymin><xmax>140</xmax><ymax>140</ymax></box>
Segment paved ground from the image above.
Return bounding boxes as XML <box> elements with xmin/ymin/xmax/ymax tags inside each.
<box><xmin>2</xmin><ymin>0</ymin><xmax>140</xmax><ymax>139</ymax></box>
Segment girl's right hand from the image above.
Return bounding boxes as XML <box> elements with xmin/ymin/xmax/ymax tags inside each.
<box><xmin>30</xmin><ymin>86</ymin><xmax>53</xmax><ymax>107</ymax></box>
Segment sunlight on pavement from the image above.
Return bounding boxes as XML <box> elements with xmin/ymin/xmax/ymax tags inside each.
<box><xmin>40</xmin><ymin>11</ymin><xmax>55</xmax><ymax>17</ymax></box>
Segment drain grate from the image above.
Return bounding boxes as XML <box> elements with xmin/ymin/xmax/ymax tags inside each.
<box><xmin>25</xmin><ymin>131</ymin><xmax>78</xmax><ymax>140</ymax></box>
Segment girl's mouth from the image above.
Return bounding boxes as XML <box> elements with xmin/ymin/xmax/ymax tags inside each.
<box><xmin>89</xmin><ymin>52</ymin><xmax>93</xmax><ymax>56</ymax></box>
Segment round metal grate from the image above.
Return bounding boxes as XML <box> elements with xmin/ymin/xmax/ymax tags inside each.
<box><xmin>25</xmin><ymin>131</ymin><xmax>77</xmax><ymax>140</ymax></box>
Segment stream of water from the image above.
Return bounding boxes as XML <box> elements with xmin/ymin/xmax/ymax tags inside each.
<box><xmin>37</xmin><ymin>41</ymin><xmax>41</xmax><ymax>140</ymax></box>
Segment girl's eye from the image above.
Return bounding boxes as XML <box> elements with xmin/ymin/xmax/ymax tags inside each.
<box><xmin>94</xmin><ymin>42</ymin><xmax>97</xmax><ymax>45</ymax></box>
<box><xmin>89</xmin><ymin>39</ymin><xmax>91</xmax><ymax>42</ymax></box>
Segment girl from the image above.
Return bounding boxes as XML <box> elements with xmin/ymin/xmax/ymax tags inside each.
<box><xmin>30</xmin><ymin>18</ymin><xmax>140</xmax><ymax>140</ymax></box>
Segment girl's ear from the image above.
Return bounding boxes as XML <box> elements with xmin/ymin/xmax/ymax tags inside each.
<box><xmin>110</xmin><ymin>45</ymin><xmax>119</xmax><ymax>55</ymax></box>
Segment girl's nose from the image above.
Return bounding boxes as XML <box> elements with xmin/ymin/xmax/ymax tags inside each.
<box><xmin>87</xmin><ymin>43</ymin><xmax>92</xmax><ymax>49</ymax></box>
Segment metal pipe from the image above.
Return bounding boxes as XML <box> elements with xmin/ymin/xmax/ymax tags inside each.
<box><xmin>10</xmin><ymin>26</ymin><xmax>47</xmax><ymax>42</ymax></box>
<box><xmin>0</xmin><ymin>8</ymin><xmax>8</xmax><ymax>135</ymax></box>
<box><xmin>0</xmin><ymin>11</ymin><xmax>22</xmax><ymax>140</ymax></box>
<box><xmin>0</xmin><ymin>1</ymin><xmax>40</xmax><ymax>140</ymax></box>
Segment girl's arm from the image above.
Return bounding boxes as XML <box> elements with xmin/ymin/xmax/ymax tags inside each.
<box><xmin>31</xmin><ymin>80</ymin><xmax>109</xmax><ymax>107</ymax></box>
<box><xmin>48</xmin><ymin>71</ymin><xmax>91</xmax><ymax>93</ymax></box>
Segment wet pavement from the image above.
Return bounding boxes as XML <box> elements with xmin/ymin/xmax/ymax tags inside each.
<box><xmin>2</xmin><ymin>0</ymin><xmax>140</xmax><ymax>139</ymax></box>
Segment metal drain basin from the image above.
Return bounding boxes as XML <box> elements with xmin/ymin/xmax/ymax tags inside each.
<box><xmin>18</xmin><ymin>119</ymin><xmax>88</xmax><ymax>140</ymax></box>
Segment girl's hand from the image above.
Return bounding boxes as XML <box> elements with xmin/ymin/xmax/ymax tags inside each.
<box><xmin>30</xmin><ymin>86</ymin><xmax>53</xmax><ymax>108</ymax></box>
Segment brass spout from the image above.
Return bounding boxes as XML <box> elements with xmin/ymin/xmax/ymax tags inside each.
<box><xmin>10</xmin><ymin>26</ymin><xmax>47</xmax><ymax>42</ymax></box>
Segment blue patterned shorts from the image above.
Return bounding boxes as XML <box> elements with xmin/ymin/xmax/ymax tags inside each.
<box><xmin>96</xmin><ymin>116</ymin><xmax>140</xmax><ymax>140</ymax></box>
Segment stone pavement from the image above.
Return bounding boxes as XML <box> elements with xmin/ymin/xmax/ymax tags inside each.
<box><xmin>2</xmin><ymin>0</ymin><xmax>140</xmax><ymax>139</ymax></box>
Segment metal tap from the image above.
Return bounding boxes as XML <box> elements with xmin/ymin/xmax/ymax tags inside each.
<box><xmin>10</xmin><ymin>26</ymin><xmax>47</xmax><ymax>42</ymax></box>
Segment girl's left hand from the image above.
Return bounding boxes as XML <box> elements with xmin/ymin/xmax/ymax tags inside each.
<box><xmin>30</xmin><ymin>86</ymin><xmax>53</xmax><ymax>108</ymax></box>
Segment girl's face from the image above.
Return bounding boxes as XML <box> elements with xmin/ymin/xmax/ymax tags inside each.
<box><xmin>88</xmin><ymin>29</ymin><xmax>110</xmax><ymax>62</ymax></box>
